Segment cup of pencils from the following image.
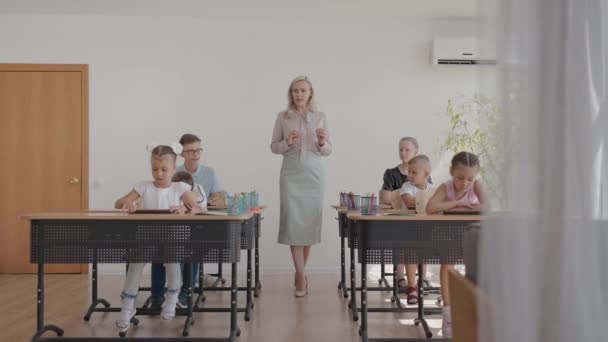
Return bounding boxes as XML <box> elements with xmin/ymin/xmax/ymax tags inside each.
<box><xmin>339</xmin><ymin>192</ymin><xmax>347</xmax><ymax>207</ymax></box>
<box><xmin>361</xmin><ymin>194</ymin><xmax>378</xmax><ymax>216</ymax></box>
<box><xmin>346</xmin><ymin>193</ymin><xmax>361</xmax><ymax>210</ymax></box>
<box><xmin>250</xmin><ymin>191</ymin><xmax>259</xmax><ymax>208</ymax></box>
<box><xmin>227</xmin><ymin>194</ymin><xmax>244</xmax><ymax>216</ymax></box>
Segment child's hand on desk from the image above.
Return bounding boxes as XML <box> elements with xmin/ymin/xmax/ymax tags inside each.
<box><xmin>456</xmin><ymin>196</ymin><xmax>475</xmax><ymax>207</ymax></box>
<box><xmin>316</xmin><ymin>128</ymin><xmax>327</xmax><ymax>146</ymax></box>
<box><xmin>188</xmin><ymin>206</ymin><xmax>206</xmax><ymax>215</ymax></box>
<box><xmin>208</xmin><ymin>194</ymin><xmax>224</xmax><ymax>207</ymax></box>
<box><xmin>170</xmin><ymin>205</ymin><xmax>188</xmax><ymax>215</ymax></box>
<box><xmin>115</xmin><ymin>199</ymin><xmax>137</xmax><ymax>212</ymax></box>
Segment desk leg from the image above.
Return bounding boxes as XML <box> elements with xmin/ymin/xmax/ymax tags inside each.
<box><xmin>182</xmin><ymin>263</ymin><xmax>194</xmax><ymax>337</ymax></box>
<box><xmin>349</xmin><ymin>241</ymin><xmax>359</xmax><ymax>321</ymax></box>
<box><xmin>195</xmin><ymin>263</ymin><xmax>206</xmax><ymax>307</ymax></box>
<box><xmin>379</xmin><ymin>253</ymin><xmax>392</xmax><ymax>289</ymax></box>
<box><xmin>414</xmin><ymin>264</ymin><xmax>433</xmax><ymax>338</ymax></box>
<box><xmin>244</xmin><ymin>247</ymin><xmax>253</xmax><ymax>321</ymax></box>
<box><xmin>254</xmin><ymin>215</ymin><xmax>262</xmax><ymax>298</ymax></box>
<box><xmin>391</xmin><ymin>263</ymin><xmax>405</xmax><ymax>309</ymax></box>
<box><xmin>229</xmin><ymin>262</ymin><xmax>241</xmax><ymax>341</ymax></box>
<box><xmin>339</xmin><ymin>232</ymin><xmax>348</xmax><ymax>299</ymax></box>
<box><xmin>360</xmin><ymin>260</ymin><xmax>368</xmax><ymax>342</ymax></box>
<box><xmin>84</xmin><ymin>258</ymin><xmax>111</xmax><ymax>321</ymax></box>
<box><xmin>32</xmin><ymin>252</ymin><xmax>63</xmax><ymax>341</ymax></box>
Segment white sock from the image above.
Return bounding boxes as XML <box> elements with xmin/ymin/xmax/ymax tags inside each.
<box><xmin>442</xmin><ymin>305</ymin><xmax>451</xmax><ymax>319</ymax></box>
<box><xmin>442</xmin><ymin>305</ymin><xmax>452</xmax><ymax>337</ymax></box>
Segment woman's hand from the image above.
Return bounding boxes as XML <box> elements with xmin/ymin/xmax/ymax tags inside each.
<box><xmin>316</xmin><ymin>128</ymin><xmax>327</xmax><ymax>146</ymax></box>
<box><xmin>287</xmin><ymin>130</ymin><xmax>300</xmax><ymax>145</ymax></box>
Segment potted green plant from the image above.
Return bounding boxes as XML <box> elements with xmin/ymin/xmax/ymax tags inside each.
<box><xmin>439</xmin><ymin>93</ymin><xmax>513</xmax><ymax>207</ymax></box>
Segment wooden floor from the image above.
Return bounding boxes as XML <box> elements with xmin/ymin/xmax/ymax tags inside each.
<box><xmin>0</xmin><ymin>273</ymin><xmax>446</xmax><ymax>341</ymax></box>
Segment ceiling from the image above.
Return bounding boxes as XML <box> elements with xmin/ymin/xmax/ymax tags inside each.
<box><xmin>0</xmin><ymin>0</ymin><xmax>478</xmax><ymax>17</ymax></box>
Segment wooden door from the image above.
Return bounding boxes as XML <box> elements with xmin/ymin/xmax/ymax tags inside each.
<box><xmin>0</xmin><ymin>64</ymin><xmax>88</xmax><ymax>274</ymax></box>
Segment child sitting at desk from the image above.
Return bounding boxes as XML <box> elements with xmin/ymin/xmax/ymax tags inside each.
<box><xmin>380</xmin><ymin>137</ymin><xmax>427</xmax><ymax>295</ymax></box>
<box><xmin>426</xmin><ymin>151</ymin><xmax>486</xmax><ymax>337</ymax></box>
<box><xmin>398</xmin><ymin>155</ymin><xmax>435</xmax><ymax>304</ymax></box>
<box><xmin>172</xmin><ymin>171</ymin><xmax>208</xmax><ymax>211</ymax></box>
<box><xmin>113</xmin><ymin>145</ymin><xmax>201</xmax><ymax>333</ymax></box>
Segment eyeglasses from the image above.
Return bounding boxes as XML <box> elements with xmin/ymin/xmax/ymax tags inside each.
<box><xmin>183</xmin><ymin>148</ymin><xmax>203</xmax><ymax>155</ymax></box>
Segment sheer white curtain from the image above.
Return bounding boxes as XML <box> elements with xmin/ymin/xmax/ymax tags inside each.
<box><xmin>479</xmin><ymin>1</ymin><xmax>608</xmax><ymax>341</ymax></box>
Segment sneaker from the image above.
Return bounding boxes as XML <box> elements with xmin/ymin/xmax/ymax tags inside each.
<box><xmin>176</xmin><ymin>289</ymin><xmax>189</xmax><ymax>309</ymax></box>
<box><xmin>406</xmin><ymin>286</ymin><xmax>418</xmax><ymax>305</ymax></box>
<box><xmin>441</xmin><ymin>305</ymin><xmax>452</xmax><ymax>338</ymax></box>
<box><xmin>116</xmin><ymin>298</ymin><xmax>136</xmax><ymax>331</ymax></box>
<box><xmin>148</xmin><ymin>295</ymin><xmax>165</xmax><ymax>310</ymax></box>
<box><xmin>161</xmin><ymin>292</ymin><xmax>179</xmax><ymax>320</ymax></box>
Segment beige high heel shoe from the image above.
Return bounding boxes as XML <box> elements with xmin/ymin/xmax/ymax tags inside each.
<box><xmin>294</xmin><ymin>275</ymin><xmax>308</xmax><ymax>297</ymax></box>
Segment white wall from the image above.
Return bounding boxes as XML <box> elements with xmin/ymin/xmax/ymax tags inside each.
<box><xmin>0</xmin><ymin>9</ymin><xmax>479</xmax><ymax>273</ymax></box>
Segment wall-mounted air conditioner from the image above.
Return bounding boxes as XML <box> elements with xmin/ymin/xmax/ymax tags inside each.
<box><xmin>432</xmin><ymin>36</ymin><xmax>496</xmax><ymax>65</ymax></box>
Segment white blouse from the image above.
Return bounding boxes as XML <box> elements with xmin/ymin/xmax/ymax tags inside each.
<box><xmin>270</xmin><ymin>110</ymin><xmax>332</xmax><ymax>157</ymax></box>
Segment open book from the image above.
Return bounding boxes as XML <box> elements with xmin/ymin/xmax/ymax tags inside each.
<box><xmin>132</xmin><ymin>209</ymin><xmax>172</xmax><ymax>214</ymax></box>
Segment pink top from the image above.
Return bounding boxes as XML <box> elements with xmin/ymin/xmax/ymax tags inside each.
<box><xmin>444</xmin><ymin>179</ymin><xmax>480</xmax><ymax>206</ymax></box>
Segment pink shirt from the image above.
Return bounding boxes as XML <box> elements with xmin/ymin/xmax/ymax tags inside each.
<box><xmin>270</xmin><ymin>110</ymin><xmax>332</xmax><ymax>157</ymax></box>
<box><xmin>444</xmin><ymin>179</ymin><xmax>480</xmax><ymax>206</ymax></box>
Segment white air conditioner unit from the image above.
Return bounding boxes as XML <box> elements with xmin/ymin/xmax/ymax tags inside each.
<box><xmin>432</xmin><ymin>36</ymin><xmax>496</xmax><ymax>65</ymax></box>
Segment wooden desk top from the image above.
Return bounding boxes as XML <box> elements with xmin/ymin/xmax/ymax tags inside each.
<box><xmin>331</xmin><ymin>204</ymin><xmax>392</xmax><ymax>210</ymax></box>
<box><xmin>208</xmin><ymin>205</ymin><xmax>267</xmax><ymax>213</ymax></box>
<box><xmin>347</xmin><ymin>212</ymin><xmax>482</xmax><ymax>221</ymax></box>
<box><xmin>334</xmin><ymin>208</ymin><xmax>414</xmax><ymax>214</ymax></box>
<box><xmin>24</xmin><ymin>211</ymin><xmax>254</xmax><ymax>221</ymax></box>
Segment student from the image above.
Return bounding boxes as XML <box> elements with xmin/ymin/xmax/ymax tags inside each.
<box><xmin>380</xmin><ymin>137</ymin><xmax>428</xmax><ymax>294</ymax></box>
<box><xmin>380</xmin><ymin>137</ymin><xmax>419</xmax><ymax>205</ymax></box>
<box><xmin>172</xmin><ymin>171</ymin><xmax>208</xmax><ymax>209</ymax></box>
<box><xmin>398</xmin><ymin>155</ymin><xmax>435</xmax><ymax>304</ymax></box>
<box><xmin>150</xmin><ymin>134</ymin><xmax>223</xmax><ymax>309</ymax></box>
<box><xmin>426</xmin><ymin>151</ymin><xmax>486</xmax><ymax>337</ymax></box>
<box><xmin>113</xmin><ymin>145</ymin><xmax>201</xmax><ymax>333</ymax></box>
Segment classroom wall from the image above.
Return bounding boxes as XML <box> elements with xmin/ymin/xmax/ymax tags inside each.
<box><xmin>0</xmin><ymin>6</ymin><xmax>480</xmax><ymax>274</ymax></box>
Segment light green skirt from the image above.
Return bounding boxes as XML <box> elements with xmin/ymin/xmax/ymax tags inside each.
<box><xmin>278</xmin><ymin>152</ymin><xmax>325</xmax><ymax>245</ymax></box>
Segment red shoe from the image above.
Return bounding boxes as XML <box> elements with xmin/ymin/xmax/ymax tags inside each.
<box><xmin>406</xmin><ymin>286</ymin><xmax>418</xmax><ymax>305</ymax></box>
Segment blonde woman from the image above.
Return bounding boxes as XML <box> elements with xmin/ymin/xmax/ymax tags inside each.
<box><xmin>270</xmin><ymin>76</ymin><xmax>332</xmax><ymax>297</ymax></box>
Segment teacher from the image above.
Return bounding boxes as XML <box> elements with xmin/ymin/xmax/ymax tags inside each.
<box><xmin>270</xmin><ymin>75</ymin><xmax>332</xmax><ymax>297</ymax></box>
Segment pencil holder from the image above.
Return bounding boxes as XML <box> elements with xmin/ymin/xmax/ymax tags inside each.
<box><xmin>339</xmin><ymin>192</ymin><xmax>347</xmax><ymax>207</ymax></box>
<box><xmin>250</xmin><ymin>191</ymin><xmax>259</xmax><ymax>207</ymax></box>
<box><xmin>243</xmin><ymin>193</ymin><xmax>251</xmax><ymax>211</ymax></box>
<box><xmin>226</xmin><ymin>195</ymin><xmax>244</xmax><ymax>216</ymax></box>
<box><xmin>346</xmin><ymin>194</ymin><xmax>361</xmax><ymax>210</ymax></box>
<box><xmin>361</xmin><ymin>196</ymin><xmax>378</xmax><ymax>216</ymax></box>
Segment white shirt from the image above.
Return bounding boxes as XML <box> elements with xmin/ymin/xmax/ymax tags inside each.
<box><xmin>192</xmin><ymin>183</ymin><xmax>208</xmax><ymax>208</ymax></box>
<box><xmin>400</xmin><ymin>181</ymin><xmax>434</xmax><ymax>206</ymax></box>
<box><xmin>133</xmin><ymin>181</ymin><xmax>191</xmax><ymax>209</ymax></box>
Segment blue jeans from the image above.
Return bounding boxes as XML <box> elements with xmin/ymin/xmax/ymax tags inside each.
<box><xmin>151</xmin><ymin>263</ymin><xmax>200</xmax><ymax>297</ymax></box>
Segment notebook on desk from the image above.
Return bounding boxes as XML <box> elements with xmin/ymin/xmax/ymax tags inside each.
<box><xmin>132</xmin><ymin>209</ymin><xmax>172</xmax><ymax>214</ymax></box>
<box><xmin>383</xmin><ymin>212</ymin><xmax>415</xmax><ymax>216</ymax></box>
<box><xmin>196</xmin><ymin>211</ymin><xmax>229</xmax><ymax>216</ymax></box>
<box><xmin>444</xmin><ymin>209</ymin><xmax>481</xmax><ymax>215</ymax></box>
